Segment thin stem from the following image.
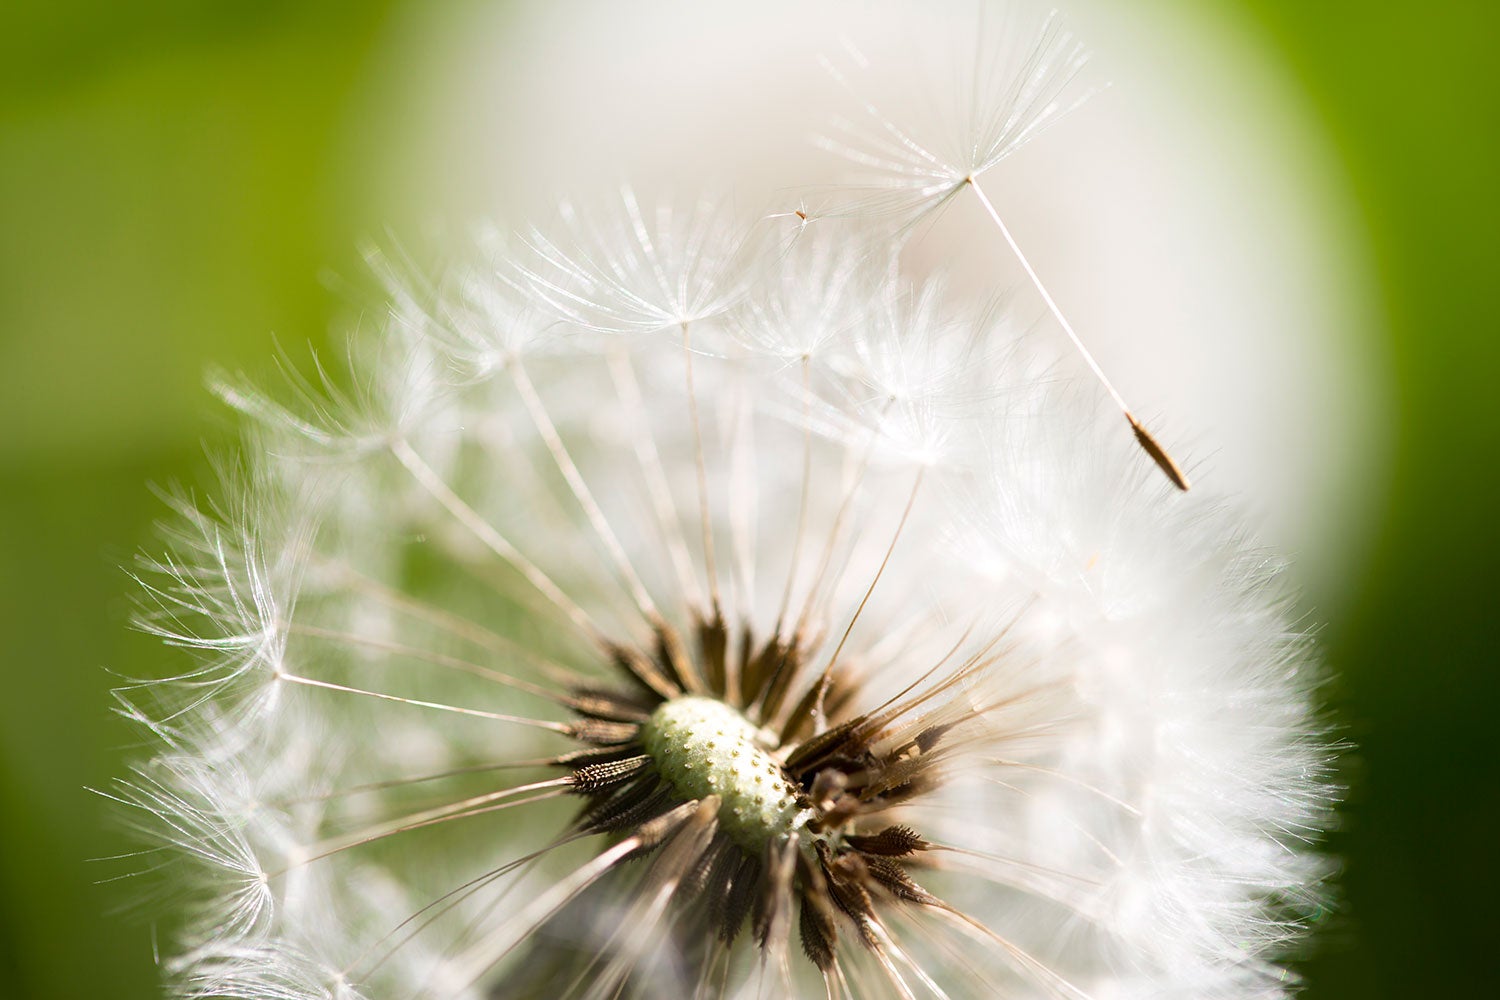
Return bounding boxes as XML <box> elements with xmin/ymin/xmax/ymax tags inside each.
<box><xmin>927</xmin><ymin>904</ymin><xmax>1091</xmax><ymax>1000</ymax></box>
<box><xmin>272</xmin><ymin>758</ymin><xmax>562</xmax><ymax>806</ymax></box>
<box><xmin>449</xmin><ymin>803</ymin><xmax>699</xmax><ymax>990</ymax></box>
<box><xmin>792</xmin><ymin>418</ymin><xmax>884</xmax><ymax>643</ymax></box>
<box><xmin>316</xmin><ymin>558</ymin><xmax>591</xmax><ymax>687</ymax></box>
<box><xmin>607</xmin><ymin>345</ymin><xmax>704</xmax><ymax>611</ymax></box>
<box><xmin>512</xmin><ymin>361</ymin><xmax>662</xmax><ymax>623</ymax></box>
<box><xmin>681</xmin><ymin>321</ymin><xmax>723</xmax><ymax>612</ymax></box>
<box><xmin>279</xmin><ymin>778</ymin><xmax>573</xmax><ymax>872</ymax></box>
<box><xmin>967</xmin><ymin>175</ymin><xmax>1190</xmax><ymax>491</ymax></box>
<box><xmin>391</xmin><ymin>438</ymin><xmax>605</xmax><ymax>638</ymax></box>
<box><xmin>274</xmin><ymin>672</ymin><xmax>570</xmax><ymax>733</ymax></box>
<box><xmin>775</xmin><ymin>357</ymin><xmax>815</xmax><ymax>631</ymax></box>
<box><xmin>811</xmin><ymin>468</ymin><xmax>925</xmax><ymax>725</ymax></box>
<box><xmin>728</xmin><ymin>381</ymin><xmax>759</xmax><ymax>624</ymax></box>
<box><xmin>286</xmin><ymin>623</ymin><xmax>574</xmax><ymax>708</ymax></box>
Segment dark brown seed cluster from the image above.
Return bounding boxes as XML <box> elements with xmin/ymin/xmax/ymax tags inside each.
<box><xmin>494</xmin><ymin>607</ymin><xmax>982</xmax><ymax>991</ymax></box>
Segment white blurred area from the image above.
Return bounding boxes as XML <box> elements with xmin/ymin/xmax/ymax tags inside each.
<box><xmin>359</xmin><ymin>0</ymin><xmax>1387</xmax><ymax>611</ymax></box>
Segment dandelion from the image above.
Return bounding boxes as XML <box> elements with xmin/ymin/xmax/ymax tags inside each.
<box><xmin>110</xmin><ymin>12</ymin><xmax>1335</xmax><ymax>1000</ymax></box>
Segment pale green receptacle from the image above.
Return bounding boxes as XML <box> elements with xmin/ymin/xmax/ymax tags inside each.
<box><xmin>640</xmin><ymin>696</ymin><xmax>809</xmax><ymax>853</ymax></box>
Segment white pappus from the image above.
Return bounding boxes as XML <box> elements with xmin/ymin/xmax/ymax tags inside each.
<box><xmin>108</xmin><ymin>10</ymin><xmax>1337</xmax><ymax>1000</ymax></box>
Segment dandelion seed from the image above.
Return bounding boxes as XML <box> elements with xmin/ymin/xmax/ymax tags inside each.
<box><xmin>112</xmin><ymin>15</ymin><xmax>1335</xmax><ymax>1000</ymax></box>
<box><xmin>817</xmin><ymin>7</ymin><xmax>1191</xmax><ymax>491</ymax></box>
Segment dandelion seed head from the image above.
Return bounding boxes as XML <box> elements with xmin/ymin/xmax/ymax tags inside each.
<box><xmin>113</xmin><ymin>12</ymin><xmax>1337</xmax><ymax>999</ymax></box>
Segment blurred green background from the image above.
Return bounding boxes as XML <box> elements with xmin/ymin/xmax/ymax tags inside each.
<box><xmin>1</xmin><ymin>2</ymin><xmax>1495</xmax><ymax>997</ymax></box>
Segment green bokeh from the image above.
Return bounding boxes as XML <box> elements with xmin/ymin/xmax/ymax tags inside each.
<box><xmin>1244</xmin><ymin>2</ymin><xmax>1500</xmax><ymax>995</ymax></box>
<box><xmin>1</xmin><ymin>3</ymin><xmax>1495</xmax><ymax>998</ymax></box>
<box><xmin>0</xmin><ymin>4</ymin><xmax>401</xmax><ymax>997</ymax></box>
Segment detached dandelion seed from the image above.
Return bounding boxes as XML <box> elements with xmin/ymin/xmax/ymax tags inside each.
<box><xmin>111</xmin><ymin>11</ymin><xmax>1336</xmax><ymax>1000</ymax></box>
<box><xmin>817</xmin><ymin>7</ymin><xmax>1191</xmax><ymax>489</ymax></box>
